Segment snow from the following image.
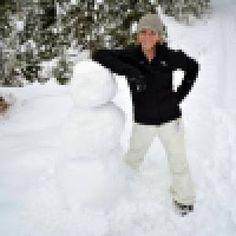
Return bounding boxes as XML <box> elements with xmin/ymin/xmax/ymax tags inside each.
<box><xmin>1</xmin><ymin>1</ymin><xmax>236</xmax><ymax>235</ymax></box>
<box><xmin>15</xmin><ymin>20</ymin><xmax>25</xmax><ymax>32</ymax></box>
<box><xmin>56</xmin><ymin>62</ymin><xmax>127</xmax><ymax>211</ymax></box>
<box><xmin>70</xmin><ymin>60</ymin><xmax>118</xmax><ymax>107</ymax></box>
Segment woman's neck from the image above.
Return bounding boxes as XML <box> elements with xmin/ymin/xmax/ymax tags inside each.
<box><xmin>142</xmin><ymin>46</ymin><xmax>156</xmax><ymax>63</ymax></box>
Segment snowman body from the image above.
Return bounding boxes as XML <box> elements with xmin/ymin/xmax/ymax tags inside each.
<box><xmin>56</xmin><ymin>61</ymin><xmax>126</xmax><ymax>209</ymax></box>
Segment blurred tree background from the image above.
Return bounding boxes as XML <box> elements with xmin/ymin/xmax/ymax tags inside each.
<box><xmin>0</xmin><ymin>0</ymin><xmax>210</xmax><ymax>86</ymax></box>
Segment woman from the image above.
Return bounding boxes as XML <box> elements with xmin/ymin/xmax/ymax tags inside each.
<box><xmin>92</xmin><ymin>13</ymin><xmax>199</xmax><ymax>216</ymax></box>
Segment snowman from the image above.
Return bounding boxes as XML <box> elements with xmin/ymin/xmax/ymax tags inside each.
<box><xmin>56</xmin><ymin>60</ymin><xmax>127</xmax><ymax>210</ymax></box>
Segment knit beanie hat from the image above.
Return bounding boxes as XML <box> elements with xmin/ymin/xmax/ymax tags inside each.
<box><xmin>137</xmin><ymin>13</ymin><xmax>165</xmax><ymax>43</ymax></box>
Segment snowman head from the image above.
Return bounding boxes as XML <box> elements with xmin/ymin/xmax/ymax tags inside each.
<box><xmin>70</xmin><ymin>60</ymin><xmax>118</xmax><ymax>108</ymax></box>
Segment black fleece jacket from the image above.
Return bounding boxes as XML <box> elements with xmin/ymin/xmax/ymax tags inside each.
<box><xmin>92</xmin><ymin>43</ymin><xmax>199</xmax><ymax>125</ymax></box>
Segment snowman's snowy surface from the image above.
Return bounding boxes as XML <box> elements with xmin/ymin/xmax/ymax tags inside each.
<box><xmin>62</xmin><ymin>104</ymin><xmax>125</xmax><ymax>161</ymax></box>
<box><xmin>56</xmin><ymin>60</ymin><xmax>127</xmax><ymax>209</ymax></box>
<box><xmin>57</xmin><ymin>157</ymin><xmax>128</xmax><ymax>209</ymax></box>
<box><xmin>70</xmin><ymin>60</ymin><xmax>118</xmax><ymax>108</ymax></box>
<box><xmin>62</xmin><ymin>60</ymin><xmax>125</xmax><ymax>161</ymax></box>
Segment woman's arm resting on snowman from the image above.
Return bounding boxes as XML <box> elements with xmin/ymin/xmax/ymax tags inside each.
<box><xmin>92</xmin><ymin>49</ymin><xmax>146</xmax><ymax>92</ymax></box>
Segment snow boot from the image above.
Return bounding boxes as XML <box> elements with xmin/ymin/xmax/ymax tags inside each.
<box><xmin>173</xmin><ymin>200</ymin><xmax>194</xmax><ymax>216</ymax></box>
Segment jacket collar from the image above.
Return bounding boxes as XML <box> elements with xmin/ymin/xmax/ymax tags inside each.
<box><xmin>136</xmin><ymin>43</ymin><xmax>166</xmax><ymax>63</ymax></box>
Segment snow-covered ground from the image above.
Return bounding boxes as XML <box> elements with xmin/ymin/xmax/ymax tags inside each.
<box><xmin>1</xmin><ymin>0</ymin><xmax>236</xmax><ymax>235</ymax></box>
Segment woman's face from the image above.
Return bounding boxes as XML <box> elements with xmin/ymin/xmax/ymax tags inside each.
<box><xmin>137</xmin><ymin>29</ymin><xmax>160</xmax><ymax>51</ymax></box>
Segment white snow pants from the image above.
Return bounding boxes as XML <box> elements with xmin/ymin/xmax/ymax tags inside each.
<box><xmin>124</xmin><ymin>117</ymin><xmax>195</xmax><ymax>205</ymax></box>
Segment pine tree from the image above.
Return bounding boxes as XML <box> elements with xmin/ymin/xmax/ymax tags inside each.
<box><xmin>159</xmin><ymin>0</ymin><xmax>211</xmax><ymax>23</ymax></box>
<box><xmin>0</xmin><ymin>0</ymin><xmax>19</xmax><ymax>86</ymax></box>
<box><xmin>0</xmin><ymin>0</ymin><xmax>211</xmax><ymax>86</ymax></box>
